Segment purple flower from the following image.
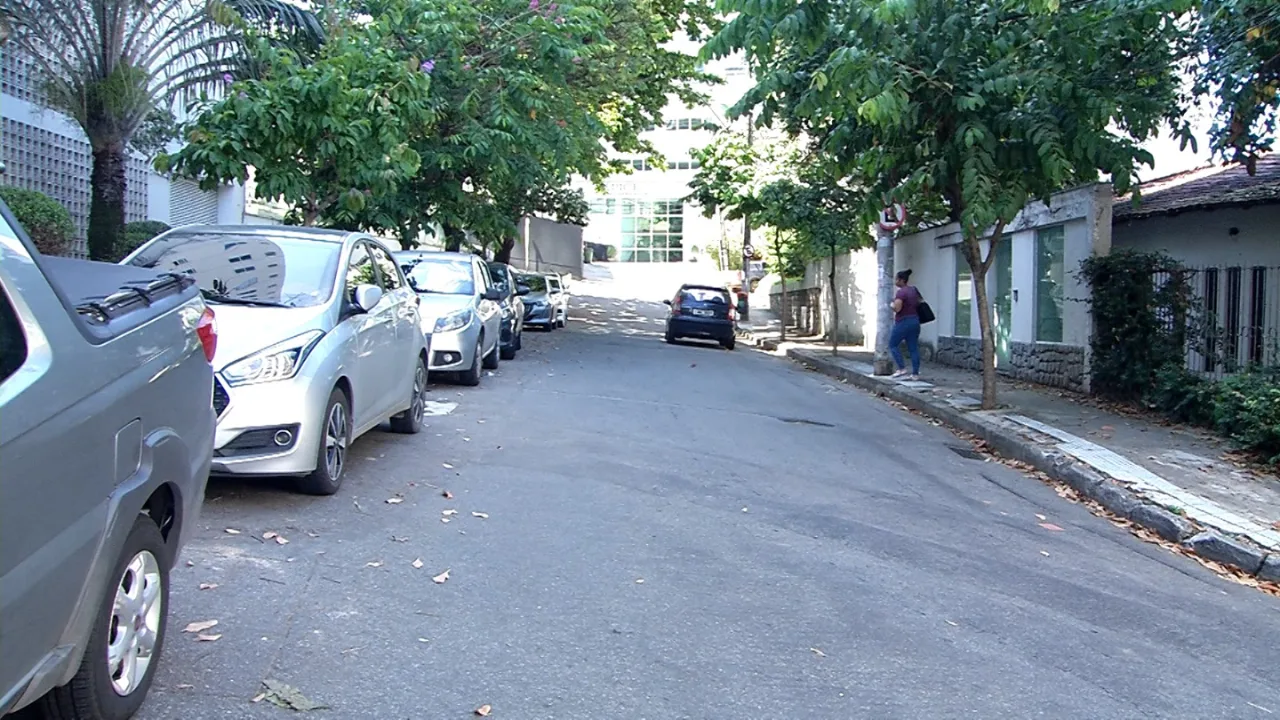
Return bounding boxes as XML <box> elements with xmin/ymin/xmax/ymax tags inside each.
<box><xmin>548</xmin><ymin>3</ymin><xmax>557</xmax><ymax>11</ymax></box>
<box><xmin>463</xmin><ymin>62</ymin><xmax>472</xmax><ymax>70</ymax></box>
<box><xmin>222</xmin><ymin>72</ymin><xmax>234</xmax><ymax>83</ymax></box>
<box><xmin>572</xmin><ymin>56</ymin><xmax>582</xmax><ymax>64</ymax></box>
<box><xmin>238</xmin><ymin>91</ymin><xmax>247</xmax><ymax>99</ymax></box>
<box><xmin>555</xmin><ymin>16</ymin><xmax>564</xmax><ymax>23</ymax></box>
<box><xmin>420</xmin><ymin>59</ymin><xmax>435</xmax><ymax>74</ymax></box>
<box><xmin>529</xmin><ymin>0</ymin><xmax>538</xmax><ymax>9</ymax></box>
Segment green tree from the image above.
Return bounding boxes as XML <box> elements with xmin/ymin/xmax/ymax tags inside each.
<box><xmin>160</xmin><ymin>16</ymin><xmax>432</xmax><ymax>226</ymax></box>
<box><xmin>2</xmin><ymin>0</ymin><xmax>319</xmax><ymax>261</ymax></box>
<box><xmin>1195</xmin><ymin>0</ymin><xmax>1280</xmax><ymax>168</ymax></box>
<box><xmin>0</xmin><ymin>186</ymin><xmax>75</xmax><ymax>256</ymax></box>
<box><xmin>708</xmin><ymin>0</ymin><xmax>1192</xmax><ymax>408</ymax></box>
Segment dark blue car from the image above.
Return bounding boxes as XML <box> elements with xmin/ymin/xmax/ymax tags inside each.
<box><xmin>663</xmin><ymin>284</ymin><xmax>737</xmax><ymax>350</ymax></box>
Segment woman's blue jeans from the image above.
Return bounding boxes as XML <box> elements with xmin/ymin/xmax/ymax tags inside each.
<box><xmin>889</xmin><ymin>315</ymin><xmax>921</xmax><ymax>374</ymax></box>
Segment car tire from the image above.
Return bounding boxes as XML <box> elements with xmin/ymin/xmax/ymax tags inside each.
<box><xmin>482</xmin><ymin>337</ymin><xmax>500</xmax><ymax>369</ymax></box>
<box><xmin>664</xmin><ymin>330</ymin><xmax>676</xmax><ymax>344</ymax></box>
<box><xmin>500</xmin><ymin>343</ymin><xmax>516</xmax><ymax>360</ymax></box>
<box><xmin>558</xmin><ymin>312</ymin><xmax>567</xmax><ymax>329</ymax></box>
<box><xmin>458</xmin><ymin>339</ymin><xmax>482</xmax><ymax>387</ymax></box>
<box><xmin>721</xmin><ymin>337</ymin><xmax>736</xmax><ymax>351</ymax></box>
<box><xmin>296</xmin><ymin>387</ymin><xmax>351</xmax><ymax>496</ymax></box>
<box><xmin>514</xmin><ymin>329</ymin><xmax>523</xmax><ymax>351</ymax></box>
<box><xmin>389</xmin><ymin>357</ymin><xmax>428</xmax><ymax>434</ymax></box>
<box><xmin>38</xmin><ymin>514</ymin><xmax>169</xmax><ymax>720</ymax></box>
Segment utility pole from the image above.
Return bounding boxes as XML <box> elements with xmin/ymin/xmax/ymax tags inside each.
<box><xmin>739</xmin><ymin>114</ymin><xmax>755</xmax><ymax>322</ymax></box>
<box><xmin>872</xmin><ymin>209</ymin><xmax>899</xmax><ymax>375</ymax></box>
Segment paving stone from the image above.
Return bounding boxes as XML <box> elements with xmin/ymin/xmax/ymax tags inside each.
<box><xmin>1258</xmin><ymin>554</ymin><xmax>1280</xmax><ymax>583</ymax></box>
<box><xmin>1090</xmin><ymin>481</ymin><xmax>1139</xmax><ymax>518</ymax></box>
<box><xmin>1183</xmin><ymin>531</ymin><xmax>1267</xmax><ymax>574</ymax></box>
<box><xmin>1128</xmin><ymin>504</ymin><xmax>1194</xmax><ymax>543</ymax></box>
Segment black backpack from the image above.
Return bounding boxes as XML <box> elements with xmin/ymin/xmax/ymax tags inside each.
<box><xmin>915</xmin><ymin>287</ymin><xmax>935</xmax><ymax>324</ymax></box>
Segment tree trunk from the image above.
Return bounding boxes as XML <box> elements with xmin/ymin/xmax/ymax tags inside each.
<box><xmin>88</xmin><ymin>142</ymin><xmax>127</xmax><ymax>261</ymax></box>
<box><xmin>443</xmin><ymin>223</ymin><xmax>465</xmax><ymax>252</ymax></box>
<box><xmin>829</xmin><ymin>242</ymin><xmax>838</xmax><ymax>356</ymax></box>
<box><xmin>494</xmin><ymin>235</ymin><xmax>516</xmax><ymax>265</ymax></box>
<box><xmin>962</xmin><ymin>222</ymin><xmax>1006</xmax><ymax>410</ymax></box>
<box><xmin>872</xmin><ymin>223</ymin><xmax>896</xmax><ymax>375</ymax></box>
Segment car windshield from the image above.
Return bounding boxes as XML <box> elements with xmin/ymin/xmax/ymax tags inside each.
<box><xmin>126</xmin><ymin>231</ymin><xmax>340</xmax><ymax>308</ymax></box>
<box><xmin>402</xmin><ymin>258</ymin><xmax>475</xmax><ymax>295</ymax></box>
<box><xmin>517</xmin><ymin>274</ymin><xmax>547</xmax><ymax>292</ymax></box>
<box><xmin>486</xmin><ymin>264</ymin><xmax>510</xmax><ymax>293</ymax></box>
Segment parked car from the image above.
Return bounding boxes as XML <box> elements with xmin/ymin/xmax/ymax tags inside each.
<box><xmin>395</xmin><ymin>251</ymin><xmax>502</xmax><ymax>385</ymax></box>
<box><xmin>516</xmin><ymin>272</ymin><xmax>556</xmax><ymax>330</ymax></box>
<box><xmin>545</xmin><ymin>272</ymin><xmax>570</xmax><ymax>328</ymax></box>
<box><xmin>485</xmin><ymin>261</ymin><xmax>531</xmax><ymax>360</ymax></box>
<box><xmin>124</xmin><ymin>226</ymin><xmax>431</xmax><ymax>496</ymax></box>
<box><xmin>663</xmin><ymin>284</ymin><xmax>737</xmax><ymax>350</ymax></box>
<box><xmin>0</xmin><ymin>199</ymin><xmax>216</xmax><ymax>718</ymax></box>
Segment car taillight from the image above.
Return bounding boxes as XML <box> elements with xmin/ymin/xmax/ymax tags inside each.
<box><xmin>728</xmin><ymin>304</ymin><xmax>736</xmax><ymax>320</ymax></box>
<box><xmin>197</xmin><ymin>306</ymin><xmax>217</xmax><ymax>363</ymax></box>
<box><xmin>672</xmin><ymin>298</ymin><xmax>682</xmax><ymax>313</ymax></box>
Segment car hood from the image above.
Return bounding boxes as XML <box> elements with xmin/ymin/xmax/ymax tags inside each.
<box><xmin>208</xmin><ymin>304</ymin><xmax>329</xmax><ymax>372</ymax></box>
<box><xmin>416</xmin><ymin>293</ymin><xmax>475</xmax><ymax>323</ymax></box>
<box><xmin>523</xmin><ymin>291</ymin><xmax>549</xmax><ymax>303</ymax></box>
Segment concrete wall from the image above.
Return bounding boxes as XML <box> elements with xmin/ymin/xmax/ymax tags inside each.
<box><xmin>893</xmin><ymin>183</ymin><xmax>1113</xmax><ymax>391</ymax></box>
<box><xmin>1112</xmin><ymin>205</ymin><xmax>1280</xmax><ymax>267</ymax></box>
<box><xmin>511</xmin><ymin>216</ymin><xmax>585</xmax><ymax>278</ymax></box>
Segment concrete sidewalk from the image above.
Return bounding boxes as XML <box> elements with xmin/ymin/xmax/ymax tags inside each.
<box><xmin>745</xmin><ymin>309</ymin><xmax>1280</xmax><ymax>584</ymax></box>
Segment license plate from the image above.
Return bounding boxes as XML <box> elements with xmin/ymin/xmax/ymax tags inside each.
<box><xmin>691</xmin><ymin>309</ymin><xmax>713</xmax><ymax>317</ymax></box>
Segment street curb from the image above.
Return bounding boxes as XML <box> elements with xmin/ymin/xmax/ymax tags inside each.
<box><xmin>786</xmin><ymin>347</ymin><xmax>1279</xmax><ymax>583</ymax></box>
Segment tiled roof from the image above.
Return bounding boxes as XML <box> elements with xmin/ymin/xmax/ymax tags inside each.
<box><xmin>1112</xmin><ymin>154</ymin><xmax>1280</xmax><ymax>220</ymax></box>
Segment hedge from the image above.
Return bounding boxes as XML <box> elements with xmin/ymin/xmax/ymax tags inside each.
<box><xmin>0</xmin><ymin>186</ymin><xmax>75</xmax><ymax>256</ymax></box>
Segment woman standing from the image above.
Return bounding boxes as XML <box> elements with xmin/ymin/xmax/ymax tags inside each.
<box><xmin>889</xmin><ymin>269</ymin><xmax>922</xmax><ymax>380</ymax></box>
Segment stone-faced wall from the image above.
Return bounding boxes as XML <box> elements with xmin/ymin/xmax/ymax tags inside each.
<box><xmin>1007</xmin><ymin>341</ymin><xmax>1086</xmax><ymax>391</ymax></box>
<box><xmin>935</xmin><ymin>336</ymin><xmax>1086</xmax><ymax>391</ymax></box>
<box><xmin>935</xmin><ymin>336</ymin><xmax>983</xmax><ymax>371</ymax></box>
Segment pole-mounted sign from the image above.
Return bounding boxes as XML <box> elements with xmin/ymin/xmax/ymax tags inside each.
<box><xmin>878</xmin><ymin>203</ymin><xmax>907</xmax><ymax>232</ymax></box>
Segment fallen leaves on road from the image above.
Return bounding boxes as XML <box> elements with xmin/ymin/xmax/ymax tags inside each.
<box><xmin>1038</xmin><ymin>522</ymin><xmax>1064</xmax><ymax>532</ymax></box>
<box><xmin>1035</xmin><ymin>514</ymin><xmax>1047</xmax><ymax>521</ymax></box>
<box><xmin>224</xmin><ymin>528</ymin><xmax>242</xmax><ymax>535</ymax></box>
<box><xmin>475</xmin><ymin>704</ymin><xmax>492</xmax><ymax>717</ymax></box>
<box><xmin>366</xmin><ymin>561</ymin><xmax>384</xmax><ymax>568</ymax></box>
<box><xmin>442</xmin><ymin>509</ymin><xmax>458</xmax><ymax>516</ymax></box>
<box><xmin>1040</xmin><ymin>551</ymin><xmax>1051</xmax><ymax>557</ymax></box>
<box><xmin>386</xmin><ymin>497</ymin><xmax>404</xmax><ymax>505</ymax></box>
<box><xmin>1273</xmin><ymin>521</ymin><xmax>1280</xmax><ymax>532</ymax></box>
<box><xmin>471</xmin><ymin>512</ymin><xmax>489</xmax><ymax>519</ymax></box>
<box><xmin>442</xmin><ymin>490</ymin><xmax>454</xmax><ymax>499</ymax></box>
<box><xmin>198</xmin><ymin>582</ymin><xmax>218</xmax><ymax>591</ymax></box>
<box><xmin>635</xmin><ymin>578</ymin><xmax>645</xmax><ymax>584</ymax></box>
<box><xmin>196</xmin><ymin>633</ymin><xmax>222</xmax><ymax>642</ymax></box>
<box><xmin>412</xmin><ymin>558</ymin><xmax>424</xmax><ymax>569</ymax></box>
<box><xmin>809</xmin><ymin>648</ymin><xmax>826</xmax><ymax>657</ymax></box>
<box><xmin>944</xmin><ymin>620</ymin><xmax>959</xmax><ymax>627</ymax></box>
<box><xmin>183</xmin><ymin>620</ymin><xmax>218</xmax><ymax>633</ymax></box>
<box><xmin>177</xmin><ymin>684</ymin><xmax>194</xmax><ymax>690</ymax></box>
<box><xmin>443</xmin><ymin>463</ymin><xmax>454</xmax><ymax>469</ymax></box>
<box><xmin>263</xmin><ymin>532</ymin><xmax>289</xmax><ymax>545</ymax></box>
<box><xmin>432</xmin><ymin>569</ymin><xmax>451</xmax><ymax>584</ymax></box>
<box><xmin>261</xmin><ymin>679</ymin><xmax>329</xmax><ymax>711</ymax></box>
<box><xmin>441</xmin><ymin>517</ymin><xmax>452</xmax><ymax>523</ymax></box>
<box><xmin>391</xmin><ymin>535</ymin><xmax>408</xmax><ymax>543</ymax></box>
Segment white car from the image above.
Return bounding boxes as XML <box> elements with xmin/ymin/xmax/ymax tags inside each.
<box><xmin>545</xmin><ymin>272</ymin><xmax>570</xmax><ymax>328</ymax></box>
<box><xmin>124</xmin><ymin>226</ymin><xmax>431</xmax><ymax>495</ymax></box>
<box><xmin>394</xmin><ymin>251</ymin><xmax>503</xmax><ymax>385</ymax></box>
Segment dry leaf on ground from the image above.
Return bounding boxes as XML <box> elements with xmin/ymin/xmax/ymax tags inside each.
<box><xmin>432</xmin><ymin>569</ymin><xmax>450</xmax><ymax>584</ymax></box>
<box><xmin>261</xmin><ymin>679</ymin><xmax>329</xmax><ymax>712</ymax></box>
<box><xmin>1039</xmin><ymin>522</ymin><xmax>1064</xmax><ymax>532</ymax></box>
<box><xmin>198</xmin><ymin>583</ymin><xmax>218</xmax><ymax>591</ymax></box>
<box><xmin>391</xmin><ymin>535</ymin><xmax>408</xmax><ymax>543</ymax></box>
<box><xmin>443</xmin><ymin>463</ymin><xmax>454</xmax><ymax>469</ymax></box>
<box><xmin>442</xmin><ymin>490</ymin><xmax>454</xmax><ymax>499</ymax></box>
<box><xmin>441</xmin><ymin>517</ymin><xmax>452</xmax><ymax>523</ymax></box>
<box><xmin>183</xmin><ymin>620</ymin><xmax>218</xmax><ymax>633</ymax></box>
<box><xmin>195</xmin><ymin>633</ymin><xmax>222</xmax><ymax>642</ymax></box>
<box><xmin>442</xmin><ymin>509</ymin><xmax>459</xmax><ymax>516</ymax></box>
<box><xmin>809</xmin><ymin>648</ymin><xmax>826</xmax><ymax>657</ymax></box>
<box><xmin>945</xmin><ymin>620</ymin><xmax>959</xmax><ymax>627</ymax></box>
<box><xmin>412</xmin><ymin>558</ymin><xmax>424</xmax><ymax>569</ymax></box>
<box><xmin>475</xmin><ymin>705</ymin><xmax>492</xmax><ymax>717</ymax></box>
<box><xmin>1040</xmin><ymin>551</ymin><xmax>1051</xmax><ymax>557</ymax></box>
<box><xmin>366</xmin><ymin>561</ymin><xmax>384</xmax><ymax>568</ymax></box>
<box><xmin>1035</xmin><ymin>514</ymin><xmax>1047</xmax><ymax>521</ymax></box>
<box><xmin>224</xmin><ymin>528</ymin><xmax>242</xmax><ymax>535</ymax></box>
<box><xmin>386</xmin><ymin>497</ymin><xmax>404</xmax><ymax>505</ymax></box>
<box><xmin>471</xmin><ymin>512</ymin><xmax>489</xmax><ymax>519</ymax></box>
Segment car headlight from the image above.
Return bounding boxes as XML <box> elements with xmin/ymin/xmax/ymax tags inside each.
<box><xmin>222</xmin><ymin>330</ymin><xmax>324</xmax><ymax>387</ymax></box>
<box><xmin>434</xmin><ymin>309</ymin><xmax>473</xmax><ymax>333</ymax></box>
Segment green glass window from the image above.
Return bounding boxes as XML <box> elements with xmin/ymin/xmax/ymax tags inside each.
<box><xmin>954</xmin><ymin>246</ymin><xmax>972</xmax><ymax>336</ymax></box>
<box><xmin>1035</xmin><ymin>226</ymin><xmax>1066</xmax><ymax>342</ymax></box>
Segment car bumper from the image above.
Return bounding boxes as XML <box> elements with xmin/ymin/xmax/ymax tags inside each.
<box><xmin>524</xmin><ymin>305</ymin><xmax>554</xmax><ymax>325</ymax></box>
<box><xmin>428</xmin><ymin>321</ymin><xmax>482</xmax><ymax>371</ymax></box>
<box><xmin>668</xmin><ymin>316</ymin><xmax>735</xmax><ymax>341</ymax></box>
<box><xmin>209</xmin><ymin>374</ymin><xmax>331</xmax><ymax>476</ymax></box>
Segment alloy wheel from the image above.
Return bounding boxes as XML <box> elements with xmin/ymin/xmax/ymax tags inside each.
<box><xmin>107</xmin><ymin>550</ymin><xmax>163</xmax><ymax>696</ymax></box>
<box><xmin>325</xmin><ymin>401</ymin><xmax>349</xmax><ymax>479</ymax></box>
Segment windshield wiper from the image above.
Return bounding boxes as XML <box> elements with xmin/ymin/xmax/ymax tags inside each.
<box><xmin>200</xmin><ymin>291</ymin><xmax>290</xmax><ymax>308</ymax></box>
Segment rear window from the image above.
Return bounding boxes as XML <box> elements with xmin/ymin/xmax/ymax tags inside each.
<box><xmin>518</xmin><ymin>274</ymin><xmax>547</xmax><ymax>292</ymax></box>
<box><xmin>680</xmin><ymin>288</ymin><xmax>729</xmax><ymax>304</ymax></box>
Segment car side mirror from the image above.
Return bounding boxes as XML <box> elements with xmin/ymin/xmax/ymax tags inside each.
<box><xmin>352</xmin><ymin>284</ymin><xmax>383</xmax><ymax>313</ymax></box>
<box><xmin>516</xmin><ymin>284</ymin><xmax>531</xmax><ymax>296</ymax></box>
<box><xmin>662</xmin><ymin>299</ymin><xmax>672</xmax><ymax>306</ymax></box>
<box><xmin>483</xmin><ymin>288</ymin><xmax>503</xmax><ymax>301</ymax></box>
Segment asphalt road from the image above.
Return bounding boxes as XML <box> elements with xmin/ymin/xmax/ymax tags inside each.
<box><xmin>134</xmin><ymin>291</ymin><xmax>1280</xmax><ymax>720</ymax></box>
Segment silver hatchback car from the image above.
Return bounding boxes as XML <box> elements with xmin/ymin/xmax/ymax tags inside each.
<box><xmin>125</xmin><ymin>227</ymin><xmax>431</xmax><ymax>495</ymax></box>
<box><xmin>394</xmin><ymin>251</ymin><xmax>503</xmax><ymax>386</ymax></box>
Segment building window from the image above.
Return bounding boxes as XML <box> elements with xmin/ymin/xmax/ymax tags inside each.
<box><xmin>954</xmin><ymin>246</ymin><xmax>972</xmax><ymax>336</ymax></box>
<box><xmin>1035</xmin><ymin>226</ymin><xmax>1065</xmax><ymax>343</ymax></box>
<box><xmin>619</xmin><ymin>199</ymin><xmax>684</xmax><ymax>263</ymax></box>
